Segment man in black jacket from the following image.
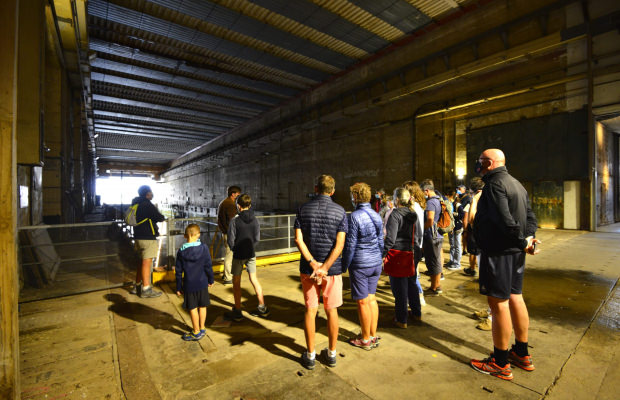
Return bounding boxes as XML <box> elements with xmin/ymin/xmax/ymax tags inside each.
<box><xmin>470</xmin><ymin>149</ymin><xmax>540</xmax><ymax>381</ymax></box>
<box><xmin>131</xmin><ymin>185</ymin><xmax>166</xmax><ymax>298</ymax></box>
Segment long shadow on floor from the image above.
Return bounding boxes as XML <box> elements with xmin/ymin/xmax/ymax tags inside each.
<box><xmin>206</xmin><ymin>288</ymin><xmax>357</xmax><ymax>363</ymax></box>
<box><xmin>105</xmin><ymin>293</ymin><xmax>187</xmax><ymax>335</ymax></box>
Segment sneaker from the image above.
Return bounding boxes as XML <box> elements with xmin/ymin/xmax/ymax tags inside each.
<box><xmin>420</xmin><ymin>294</ymin><xmax>427</xmax><ymax>307</ymax></box>
<box><xmin>321</xmin><ymin>348</ymin><xmax>337</xmax><ymax>368</ymax></box>
<box><xmin>349</xmin><ymin>337</ymin><xmax>372</xmax><ymax>351</ymax></box>
<box><xmin>129</xmin><ymin>282</ymin><xmax>141</xmax><ymax>295</ymax></box>
<box><xmin>444</xmin><ymin>261</ymin><xmax>453</xmax><ymax>267</ymax></box>
<box><xmin>446</xmin><ymin>264</ymin><xmax>461</xmax><ymax>271</ymax></box>
<box><xmin>392</xmin><ymin>317</ymin><xmax>407</xmax><ymax>329</ymax></box>
<box><xmin>474</xmin><ymin>309</ymin><xmax>490</xmax><ymax>319</ymax></box>
<box><xmin>423</xmin><ymin>287</ymin><xmax>442</xmax><ymax>297</ymax></box>
<box><xmin>463</xmin><ymin>267</ymin><xmax>477</xmax><ymax>277</ymax></box>
<box><xmin>371</xmin><ymin>336</ymin><xmax>381</xmax><ymax>348</ymax></box>
<box><xmin>222</xmin><ymin>279</ymin><xmax>233</xmax><ymax>286</ymax></box>
<box><xmin>182</xmin><ymin>330</ymin><xmax>205</xmax><ymax>341</ymax></box>
<box><xmin>508</xmin><ymin>349</ymin><xmax>535</xmax><ymax>371</ymax></box>
<box><xmin>301</xmin><ymin>352</ymin><xmax>315</xmax><ymax>370</ymax></box>
<box><xmin>140</xmin><ymin>286</ymin><xmax>162</xmax><ymax>298</ymax></box>
<box><xmin>249</xmin><ymin>305</ymin><xmax>270</xmax><ymax>318</ymax></box>
<box><xmin>470</xmin><ymin>356</ymin><xmax>513</xmax><ymax>380</ymax></box>
<box><xmin>476</xmin><ymin>318</ymin><xmax>492</xmax><ymax>331</ymax></box>
<box><xmin>224</xmin><ymin>307</ymin><xmax>244</xmax><ymax>322</ymax></box>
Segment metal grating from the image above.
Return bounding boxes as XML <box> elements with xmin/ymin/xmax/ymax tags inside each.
<box><xmin>249</xmin><ymin>0</ymin><xmax>390</xmax><ymax>52</ymax></box>
<box><xmin>349</xmin><ymin>0</ymin><xmax>431</xmax><ymax>33</ymax></box>
<box><xmin>148</xmin><ymin>0</ymin><xmax>356</xmax><ymax>70</ymax></box>
<box><xmin>96</xmin><ymin>132</ymin><xmax>202</xmax><ymax>154</ymax></box>
<box><xmin>89</xmin><ymin>38</ymin><xmax>299</xmax><ymax>98</ymax></box>
<box><xmin>89</xmin><ymin>0</ymin><xmax>329</xmax><ymax>82</ymax></box>
<box><xmin>91</xmin><ymin>70</ymin><xmax>268</xmax><ymax>112</ymax></box>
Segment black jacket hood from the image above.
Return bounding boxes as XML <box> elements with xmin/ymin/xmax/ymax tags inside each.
<box><xmin>238</xmin><ymin>209</ymin><xmax>255</xmax><ymax>224</ymax></box>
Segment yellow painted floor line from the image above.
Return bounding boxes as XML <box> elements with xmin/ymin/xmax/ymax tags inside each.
<box><xmin>153</xmin><ymin>252</ymin><xmax>301</xmax><ymax>283</ymax></box>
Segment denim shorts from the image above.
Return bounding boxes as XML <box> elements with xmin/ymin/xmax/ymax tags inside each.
<box><xmin>349</xmin><ymin>265</ymin><xmax>382</xmax><ymax>300</ymax></box>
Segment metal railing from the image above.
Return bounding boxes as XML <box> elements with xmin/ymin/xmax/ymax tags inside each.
<box><xmin>17</xmin><ymin>214</ymin><xmax>298</xmax><ymax>301</ymax></box>
<box><xmin>128</xmin><ymin>214</ymin><xmax>298</xmax><ymax>267</ymax></box>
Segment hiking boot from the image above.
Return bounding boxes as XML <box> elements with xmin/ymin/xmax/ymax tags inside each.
<box><xmin>182</xmin><ymin>330</ymin><xmax>205</xmax><ymax>341</ymax></box>
<box><xmin>349</xmin><ymin>337</ymin><xmax>373</xmax><ymax>351</ymax></box>
<box><xmin>470</xmin><ymin>356</ymin><xmax>513</xmax><ymax>380</ymax></box>
<box><xmin>301</xmin><ymin>352</ymin><xmax>315</xmax><ymax>370</ymax></box>
<box><xmin>249</xmin><ymin>305</ymin><xmax>270</xmax><ymax>318</ymax></box>
<box><xmin>140</xmin><ymin>286</ymin><xmax>162</xmax><ymax>298</ymax></box>
<box><xmin>476</xmin><ymin>318</ymin><xmax>492</xmax><ymax>331</ymax></box>
<box><xmin>321</xmin><ymin>348</ymin><xmax>337</xmax><ymax>367</ymax></box>
<box><xmin>463</xmin><ymin>267</ymin><xmax>477</xmax><ymax>276</ymax></box>
<box><xmin>392</xmin><ymin>317</ymin><xmax>407</xmax><ymax>329</ymax></box>
<box><xmin>424</xmin><ymin>287</ymin><xmax>442</xmax><ymax>297</ymax></box>
<box><xmin>474</xmin><ymin>309</ymin><xmax>490</xmax><ymax>319</ymax></box>
<box><xmin>508</xmin><ymin>349</ymin><xmax>535</xmax><ymax>371</ymax></box>
<box><xmin>224</xmin><ymin>307</ymin><xmax>244</xmax><ymax>322</ymax></box>
<box><xmin>129</xmin><ymin>282</ymin><xmax>141</xmax><ymax>295</ymax></box>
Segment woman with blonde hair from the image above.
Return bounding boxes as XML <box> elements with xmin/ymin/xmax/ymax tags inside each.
<box><xmin>383</xmin><ymin>187</ymin><xmax>421</xmax><ymax>328</ymax></box>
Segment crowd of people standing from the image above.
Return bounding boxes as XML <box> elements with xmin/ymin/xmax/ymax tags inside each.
<box><xmin>128</xmin><ymin>148</ymin><xmax>540</xmax><ymax>382</ymax></box>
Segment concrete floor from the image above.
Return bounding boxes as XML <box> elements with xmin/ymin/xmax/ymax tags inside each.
<box><xmin>19</xmin><ymin>229</ymin><xmax>619</xmax><ymax>400</ymax></box>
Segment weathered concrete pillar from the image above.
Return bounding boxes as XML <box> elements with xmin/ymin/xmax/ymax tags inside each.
<box><xmin>0</xmin><ymin>0</ymin><xmax>21</xmax><ymax>397</ymax></box>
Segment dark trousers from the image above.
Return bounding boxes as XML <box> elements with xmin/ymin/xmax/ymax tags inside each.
<box><xmin>389</xmin><ymin>275</ymin><xmax>421</xmax><ymax>323</ymax></box>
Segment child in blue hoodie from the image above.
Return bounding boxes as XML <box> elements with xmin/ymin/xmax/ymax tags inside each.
<box><xmin>175</xmin><ymin>224</ymin><xmax>214</xmax><ymax>341</ymax></box>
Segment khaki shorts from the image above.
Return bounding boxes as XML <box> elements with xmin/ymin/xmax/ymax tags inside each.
<box><xmin>135</xmin><ymin>239</ymin><xmax>158</xmax><ymax>260</ymax></box>
<box><xmin>232</xmin><ymin>257</ymin><xmax>257</xmax><ymax>275</ymax></box>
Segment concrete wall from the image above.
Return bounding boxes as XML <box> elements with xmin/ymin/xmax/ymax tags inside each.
<box><xmin>163</xmin><ymin>0</ymin><xmax>620</xmax><ymax>226</ymax></box>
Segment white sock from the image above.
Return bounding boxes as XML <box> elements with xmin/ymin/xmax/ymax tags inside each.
<box><xmin>307</xmin><ymin>351</ymin><xmax>316</xmax><ymax>360</ymax></box>
<box><xmin>328</xmin><ymin>349</ymin><xmax>337</xmax><ymax>357</ymax></box>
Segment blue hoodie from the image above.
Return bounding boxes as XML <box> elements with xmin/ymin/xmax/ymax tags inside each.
<box><xmin>175</xmin><ymin>240</ymin><xmax>214</xmax><ymax>294</ymax></box>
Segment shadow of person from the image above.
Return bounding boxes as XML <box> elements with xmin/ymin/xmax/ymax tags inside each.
<box><xmin>378</xmin><ymin>310</ymin><xmax>489</xmax><ymax>364</ymax></box>
<box><xmin>205</xmin><ymin>293</ymin><xmax>305</xmax><ymax>363</ymax></box>
<box><xmin>104</xmin><ymin>293</ymin><xmax>187</xmax><ymax>335</ymax></box>
<box><xmin>207</xmin><ymin>289</ymin><xmax>356</xmax><ymax>363</ymax></box>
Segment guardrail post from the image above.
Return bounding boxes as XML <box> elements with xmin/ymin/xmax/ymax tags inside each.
<box><xmin>167</xmin><ymin>218</ymin><xmax>174</xmax><ymax>269</ymax></box>
<box><xmin>287</xmin><ymin>215</ymin><xmax>291</xmax><ymax>251</ymax></box>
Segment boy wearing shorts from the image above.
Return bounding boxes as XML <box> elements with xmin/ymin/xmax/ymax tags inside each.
<box><xmin>225</xmin><ymin>194</ymin><xmax>270</xmax><ymax>321</ymax></box>
<box><xmin>175</xmin><ymin>224</ymin><xmax>214</xmax><ymax>341</ymax></box>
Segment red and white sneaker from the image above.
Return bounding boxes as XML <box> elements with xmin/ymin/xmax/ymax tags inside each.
<box><xmin>470</xmin><ymin>356</ymin><xmax>513</xmax><ymax>380</ymax></box>
<box><xmin>508</xmin><ymin>350</ymin><xmax>535</xmax><ymax>371</ymax></box>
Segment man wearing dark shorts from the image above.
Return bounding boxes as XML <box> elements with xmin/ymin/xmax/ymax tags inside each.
<box><xmin>421</xmin><ymin>179</ymin><xmax>444</xmax><ymax>296</ymax></box>
<box><xmin>470</xmin><ymin>149</ymin><xmax>540</xmax><ymax>381</ymax></box>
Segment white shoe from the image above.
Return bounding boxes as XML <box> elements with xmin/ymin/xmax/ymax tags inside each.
<box><xmin>420</xmin><ymin>294</ymin><xmax>427</xmax><ymax>307</ymax></box>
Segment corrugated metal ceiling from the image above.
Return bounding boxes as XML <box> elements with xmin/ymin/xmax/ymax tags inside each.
<box><xmin>87</xmin><ymin>0</ymin><xmax>469</xmax><ymax>166</ymax></box>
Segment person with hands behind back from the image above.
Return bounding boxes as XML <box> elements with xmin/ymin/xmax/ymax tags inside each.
<box><xmin>294</xmin><ymin>174</ymin><xmax>348</xmax><ymax>370</ymax></box>
<box><xmin>175</xmin><ymin>224</ymin><xmax>214</xmax><ymax>341</ymax></box>
<box><xmin>470</xmin><ymin>148</ymin><xmax>540</xmax><ymax>381</ymax></box>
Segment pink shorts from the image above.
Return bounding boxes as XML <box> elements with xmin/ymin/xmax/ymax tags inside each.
<box><xmin>300</xmin><ymin>274</ymin><xmax>343</xmax><ymax>310</ymax></box>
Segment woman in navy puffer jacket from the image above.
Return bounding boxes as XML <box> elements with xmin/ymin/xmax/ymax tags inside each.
<box><xmin>342</xmin><ymin>182</ymin><xmax>384</xmax><ymax>350</ymax></box>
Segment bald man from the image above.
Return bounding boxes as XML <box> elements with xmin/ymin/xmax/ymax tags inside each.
<box><xmin>470</xmin><ymin>149</ymin><xmax>540</xmax><ymax>381</ymax></box>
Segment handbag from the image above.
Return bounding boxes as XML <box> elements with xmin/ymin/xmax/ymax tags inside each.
<box><xmin>383</xmin><ymin>220</ymin><xmax>416</xmax><ymax>278</ymax></box>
